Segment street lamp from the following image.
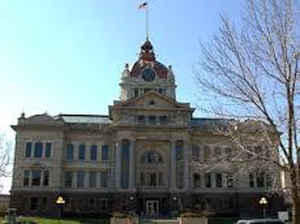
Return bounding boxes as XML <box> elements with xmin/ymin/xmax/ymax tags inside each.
<box><xmin>56</xmin><ymin>195</ymin><xmax>66</xmax><ymax>221</ymax></box>
<box><xmin>259</xmin><ymin>197</ymin><xmax>268</xmax><ymax>218</ymax></box>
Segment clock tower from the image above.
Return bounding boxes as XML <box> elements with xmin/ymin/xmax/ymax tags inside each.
<box><xmin>119</xmin><ymin>40</ymin><xmax>176</xmax><ymax>101</ymax></box>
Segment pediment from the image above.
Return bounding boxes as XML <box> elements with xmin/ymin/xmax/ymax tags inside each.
<box><xmin>20</xmin><ymin>113</ymin><xmax>64</xmax><ymax>126</ymax></box>
<box><xmin>115</xmin><ymin>91</ymin><xmax>185</xmax><ymax>109</ymax></box>
<box><xmin>27</xmin><ymin>113</ymin><xmax>56</xmax><ymax>122</ymax></box>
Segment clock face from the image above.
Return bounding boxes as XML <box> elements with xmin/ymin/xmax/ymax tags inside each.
<box><xmin>142</xmin><ymin>68</ymin><xmax>156</xmax><ymax>82</ymax></box>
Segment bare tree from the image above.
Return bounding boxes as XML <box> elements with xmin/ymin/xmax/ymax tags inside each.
<box><xmin>195</xmin><ymin>0</ymin><xmax>299</xmax><ymax>223</ymax></box>
<box><xmin>0</xmin><ymin>133</ymin><xmax>12</xmax><ymax>192</ymax></box>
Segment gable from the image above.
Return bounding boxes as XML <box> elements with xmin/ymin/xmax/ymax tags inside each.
<box><xmin>116</xmin><ymin>91</ymin><xmax>182</xmax><ymax>109</ymax></box>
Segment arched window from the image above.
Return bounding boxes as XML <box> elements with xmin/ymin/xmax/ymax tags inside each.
<box><xmin>141</xmin><ymin>151</ymin><xmax>162</xmax><ymax>164</ymax></box>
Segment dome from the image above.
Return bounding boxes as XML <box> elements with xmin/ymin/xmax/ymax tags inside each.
<box><xmin>130</xmin><ymin>40</ymin><xmax>169</xmax><ymax>80</ymax></box>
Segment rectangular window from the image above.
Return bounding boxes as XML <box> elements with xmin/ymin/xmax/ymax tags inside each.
<box><xmin>266</xmin><ymin>174</ymin><xmax>272</xmax><ymax>188</ymax></box>
<box><xmin>31</xmin><ymin>170</ymin><xmax>41</xmax><ymax>186</ymax></box>
<box><xmin>216</xmin><ymin>173</ymin><xmax>223</xmax><ymax>188</ymax></box>
<box><xmin>24</xmin><ymin>170</ymin><xmax>30</xmax><ymax>186</ymax></box>
<box><xmin>176</xmin><ymin>141</ymin><xmax>184</xmax><ymax>160</ymax></box>
<box><xmin>159</xmin><ymin>116</ymin><xmax>168</xmax><ymax>124</ymax></box>
<box><xmin>134</xmin><ymin>88</ymin><xmax>139</xmax><ymax>97</ymax></box>
<box><xmin>34</xmin><ymin>142</ymin><xmax>43</xmax><ymax>158</ymax></box>
<box><xmin>100</xmin><ymin>171</ymin><xmax>109</xmax><ymax>188</ymax></box>
<box><xmin>140</xmin><ymin>172</ymin><xmax>145</xmax><ymax>186</ymax></box>
<box><xmin>101</xmin><ymin>145</ymin><xmax>109</xmax><ymax>161</ymax></box>
<box><xmin>192</xmin><ymin>146</ymin><xmax>200</xmax><ymax>161</ymax></box>
<box><xmin>205</xmin><ymin>173</ymin><xmax>211</xmax><ymax>188</ymax></box>
<box><xmin>45</xmin><ymin>143</ymin><xmax>51</xmax><ymax>158</ymax></box>
<box><xmin>65</xmin><ymin>171</ymin><xmax>73</xmax><ymax>188</ymax></box>
<box><xmin>30</xmin><ymin>197</ymin><xmax>38</xmax><ymax>210</ymax></box>
<box><xmin>79</xmin><ymin>144</ymin><xmax>86</xmax><ymax>160</ymax></box>
<box><xmin>193</xmin><ymin>173</ymin><xmax>201</xmax><ymax>188</ymax></box>
<box><xmin>77</xmin><ymin>171</ymin><xmax>85</xmax><ymax>188</ymax></box>
<box><xmin>41</xmin><ymin>197</ymin><xmax>47</xmax><ymax>210</ymax></box>
<box><xmin>89</xmin><ymin>171</ymin><xmax>97</xmax><ymax>188</ymax></box>
<box><xmin>226</xmin><ymin>173</ymin><xmax>234</xmax><ymax>188</ymax></box>
<box><xmin>90</xmin><ymin>145</ymin><xmax>97</xmax><ymax>161</ymax></box>
<box><xmin>138</xmin><ymin>115</ymin><xmax>145</xmax><ymax>124</ymax></box>
<box><xmin>148</xmin><ymin>116</ymin><xmax>156</xmax><ymax>125</ymax></box>
<box><xmin>25</xmin><ymin>142</ymin><xmax>32</xmax><ymax>158</ymax></box>
<box><xmin>249</xmin><ymin>174</ymin><xmax>254</xmax><ymax>188</ymax></box>
<box><xmin>66</xmin><ymin>144</ymin><xmax>74</xmax><ymax>160</ymax></box>
<box><xmin>257</xmin><ymin>172</ymin><xmax>265</xmax><ymax>188</ymax></box>
<box><xmin>159</xmin><ymin>172</ymin><xmax>163</xmax><ymax>186</ymax></box>
<box><xmin>43</xmin><ymin>170</ymin><xmax>49</xmax><ymax>186</ymax></box>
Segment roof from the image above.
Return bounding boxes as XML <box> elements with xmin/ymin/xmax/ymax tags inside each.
<box><xmin>57</xmin><ymin>114</ymin><xmax>112</xmax><ymax>124</ymax></box>
<box><xmin>191</xmin><ymin>118</ymin><xmax>231</xmax><ymax>127</ymax></box>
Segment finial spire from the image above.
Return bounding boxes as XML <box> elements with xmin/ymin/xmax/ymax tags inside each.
<box><xmin>138</xmin><ymin>2</ymin><xmax>149</xmax><ymax>41</ymax></box>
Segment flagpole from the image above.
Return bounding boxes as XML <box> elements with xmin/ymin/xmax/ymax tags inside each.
<box><xmin>146</xmin><ymin>2</ymin><xmax>149</xmax><ymax>40</ymax></box>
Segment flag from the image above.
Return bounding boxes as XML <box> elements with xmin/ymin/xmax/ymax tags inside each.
<box><xmin>138</xmin><ymin>2</ymin><xmax>148</xmax><ymax>9</ymax></box>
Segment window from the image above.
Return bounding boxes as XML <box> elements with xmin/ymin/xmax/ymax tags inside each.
<box><xmin>24</xmin><ymin>170</ymin><xmax>30</xmax><ymax>186</ymax></box>
<box><xmin>159</xmin><ymin>172</ymin><xmax>163</xmax><ymax>186</ymax></box>
<box><xmin>226</xmin><ymin>173</ymin><xmax>234</xmax><ymax>188</ymax></box>
<box><xmin>41</xmin><ymin>197</ymin><xmax>47</xmax><ymax>210</ymax></box>
<box><xmin>79</xmin><ymin>144</ymin><xmax>86</xmax><ymax>160</ymax></box>
<box><xmin>45</xmin><ymin>143</ymin><xmax>51</xmax><ymax>158</ymax></box>
<box><xmin>266</xmin><ymin>174</ymin><xmax>272</xmax><ymax>188</ymax></box>
<box><xmin>140</xmin><ymin>173</ymin><xmax>145</xmax><ymax>186</ymax></box>
<box><xmin>257</xmin><ymin>172</ymin><xmax>265</xmax><ymax>188</ymax></box>
<box><xmin>150</xmin><ymin>173</ymin><xmax>157</xmax><ymax>186</ymax></box>
<box><xmin>77</xmin><ymin>171</ymin><xmax>85</xmax><ymax>188</ymax></box>
<box><xmin>148</xmin><ymin>116</ymin><xmax>156</xmax><ymax>125</ymax></box>
<box><xmin>159</xmin><ymin>116</ymin><xmax>168</xmax><ymax>124</ymax></box>
<box><xmin>176</xmin><ymin>141</ymin><xmax>184</xmax><ymax>160</ymax></box>
<box><xmin>141</xmin><ymin>151</ymin><xmax>162</xmax><ymax>163</ymax></box>
<box><xmin>66</xmin><ymin>144</ymin><xmax>74</xmax><ymax>160</ymax></box>
<box><xmin>90</xmin><ymin>145</ymin><xmax>97</xmax><ymax>161</ymax></box>
<box><xmin>101</xmin><ymin>145</ymin><xmax>109</xmax><ymax>161</ymax></box>
<box><xmin>215</xmin><ymin>147</ymin><xmax>221</xmax><ymax>158</ymax></box>
<box><xmin>193</xmin><ymin>173</ymin><xmax>201</xmax><ymax>188</ymax></box>
<box><xmin>100</xmin><ymin>171</ymin><xmax>109</xmax><ymax>187</ymax></box>
<box><xmin>134</xmin><ymin>88</ymin><xmax>139</xmax><ymax>97</ymax></box>
<box><xmin>225</xmin><ymin>147</ymin><xmax>232</xmax><ymax>159</ymax></box>
<box><xmin>65</xmin><ymin>171</ymin><xmax>73</xmax><ymax>188</ymax></box>
<box><xmin>192</xmin><ymin>145</ymin><xmax>200</xmax><ymax>161</ymax></box>
<box><xmin>89</xmin><ymin>171</ymin><xmax>97</xmax><ymax>188</ymax></box>
<box><xmin>204</xmin><ymin>146</ymin><xmax>210</xmax><ymax>160</ymax></box>
<box><xmin>249</xmin><ymin>174</ymin><xmax>254</xmax><ymax>188</ymax></box>
<box><xmin>25</xmin><ymin>142</ymin><xmax>32</xmax><ymax>158</ymax></box>
<box><xmin>138</xmin><ymin>115</ymin><xmax>145</xmax><ymax>124</ymax></box>
<box><xmin>32</xmin><ymin>170</ymin><xmax>41</xmax><ymax>186</ymax></box>
<box><xmin>34</xmin><ymin>142</ymin><xmax>43</xmax><ymax>158</ymax></box>
<box><xmin>216</xmin><ymin>173</ymin><xmax>223</xmax><ymax>188</ymax></box>
<box><xmin>30</xmin><ymin>197</ymin><xmax>38</xmax><ymax>210</ymax></box>
<box><xmin>43</xmin><ymin>170</ymin><xmax>49</xmax><ymax>186</ymax></box>
<box><xmin>205</xmin><ymin>173</ymin><xmax>211</xmax><ymax>188</ymax></box>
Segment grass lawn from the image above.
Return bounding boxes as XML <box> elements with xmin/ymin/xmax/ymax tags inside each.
<box><xmin>8</xmin><ymin>217</ymin><xmax>109</xmax><ymax>224</ymax></box>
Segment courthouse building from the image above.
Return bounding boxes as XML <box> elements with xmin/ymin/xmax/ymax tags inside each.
<box><xmin>10</xmin><ymin>40</ymin><xmax>283</xmax><ymax>217</ymax></box>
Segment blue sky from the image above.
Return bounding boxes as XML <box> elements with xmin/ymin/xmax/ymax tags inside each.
<box><xmin>0</xmin><ymin>0</ymin><xmax>243</xmax><ymax>193</ymax></box>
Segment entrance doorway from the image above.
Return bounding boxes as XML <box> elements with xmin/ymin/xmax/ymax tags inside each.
<box><xmin>146</xmin><ymin>200</ymin><xmax>159</xmax><ymax>215</ymax></box>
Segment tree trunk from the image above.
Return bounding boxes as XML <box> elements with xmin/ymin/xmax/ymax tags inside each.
<box><xmin>292</xmin><ymin>198</ymin><xmax>300</xmax><ymax>224</ymax></box>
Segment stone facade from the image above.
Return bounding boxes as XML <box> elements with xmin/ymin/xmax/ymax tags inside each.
<box><xmin>10</xmin><ymin>40</ymin><xmax>284</xmax><ymax>217</ymax></box>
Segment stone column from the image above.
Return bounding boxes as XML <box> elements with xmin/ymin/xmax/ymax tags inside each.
<box><xmin>170</xmin><ymin>140</ymin><xmax>176</xmax><ymax>191</ymax></box>
<box><xmin>184</xmin><ymin>141</ymin><xmax>190</xmax><ymax>191</ymax></box>
<box><xmin>129</xmin><ymin>139</ymin><xmax>136</xmax><ymax>190</ymax></box>
<box><xmin>115</xmin><ymin>141</ymin><xmax>121</xmax><ymax>189</ymax></box>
